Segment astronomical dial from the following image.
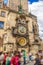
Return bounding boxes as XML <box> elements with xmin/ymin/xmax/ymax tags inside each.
<box><xmin>18</xmin><ymin>25</ymin><xmax>26</xmax><ymax>35</ymax></box>
<box><xmin>18</xmin><ymin>37</ymin><xmax>27</xmax><ymax>46</ymax></box>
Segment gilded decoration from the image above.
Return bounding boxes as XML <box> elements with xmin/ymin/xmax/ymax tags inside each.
<box><xmin>17</xmin><ymin>37</ymin><xmax>27</xmax><ymax>46</ymax></box>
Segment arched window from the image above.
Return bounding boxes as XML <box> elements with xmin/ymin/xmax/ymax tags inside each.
<box><xmin>33</xmin><ymin>26</ymin><xmax>34</xmax><ymax>32</ymax></box>
<box><xmin>4</xmin><ymin>0</ymin><xmax>8</xmax><ymax>5</ymax></box>
<box><xmin>1</xmin><ymin>11</ymin><xmax>5</xmax><ymax>17</ymax></box>
<box><xmin>0</xmin><ymin>21</ymin><xmax>4</xmax><ymax>29</ymax></box>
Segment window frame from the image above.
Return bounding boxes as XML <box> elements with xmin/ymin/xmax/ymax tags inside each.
<box><xmin>0</xmin><ymin>21</ymin><xmax>4</xmax><ymax>29</ymax></box>
<box><xmin>1</xmin><ymin>11</ymin><xmax>5</xmax><ymax>17</ymax></box>
<box><xmin>0</xmin><ymin>2</ymin><xmax>2</xmax><ymax>8</ymax></box>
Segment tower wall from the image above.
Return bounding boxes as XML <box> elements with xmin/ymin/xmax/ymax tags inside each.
<box><xmin>0</xmin><ymin>0</ymin><xmax>3</xmax><ymax>8</ymax></box>
<box><xmin>7</xmin><ymin>0</ymin><xmax>28</xmax><ymax>14</ymax></box>
<box><xmin>21</xmin><ymin>0</ymin><xmax>28</xmax><ymax>14</ymax></box>
<box><xmin>8</xmin><ymin>0</ymin><xmax>19</xmax><ymax>11</ymax></box>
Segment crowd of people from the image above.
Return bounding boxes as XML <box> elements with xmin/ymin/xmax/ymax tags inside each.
<box><xmin>34</xmin><ymin>50</ymin><xmax>43</xmax><ymax>65</ymax></box>
<box><xmin>0</xmin><ymin>50</ymin><xmax>43</xmax><ymax>65</ymax></box>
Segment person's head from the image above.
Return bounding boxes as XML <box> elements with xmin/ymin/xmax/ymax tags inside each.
<box><xmin>42</xmin><ymin>50</ymin><xmax>43</xmax><ymax>53</ymax></box>
<box><xmin>41</xmin><ymin>55</ymin><xmax>43</xmax><ymax>59</ymax></box>
<box><xmin>38</xmin><ymin>54</ymin><xmax>42</xmax><ymax>59</ymax></box>
<box><xmin>35</xmin><ymin>54</ymin><xmax>39</xmax><ymax>58</ymax></box>
<box><xmin>38</xmin><ymin>50</ymin><xmax>42</xmax><ymax>53</ymax></box>
<box><xmin>6</xmin><ymin>52</ymin><xmax>10</xmax><ymax>57</ymax></box>
<box><xmin>0</xmin><ymin>52</ymin><xmax>2</xmax><ymax>55</ymax></box>
<box><xmin>13</xmin><ymin>51</ymin><xmax>18</xmax><ymax>56</ymax></box>
<box><xmin>18</xmin><ymin>51</ymin><xmax>20</xmax><ymax>55</ymax></box>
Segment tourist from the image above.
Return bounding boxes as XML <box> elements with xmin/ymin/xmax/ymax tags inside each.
<box><xmin>29</xmin><ymin>51</ymin><xmax>32</xmax><ymax>61</ymax></box>
<box><xmin>23</xmin><ymin>50</ymin><xmax>26</xmax><ymax>64</ymax></box>
<box><xmin>6</xmin><ymin>52</ymin><xmax>11</xmax><ymax>65</ymax></box>
<box><xmin>2</xmin><ymin>52</ymin><xmax>7</xmax><ymax>65</ymax></box>
<box><xmin>40</xmin><ymin>55</ymin><xmax>43</xmax><ymax>65</ymax></box>
<box><xmin>0</xmin><ymin>52</ymin><xmax>4</xmax><ymax>65</ymax></box>
<box><xmin>10</xmin><ymin>51</ymin><xmax>19</xmax><ymax>65</ymax></box>
<box><xmin>18</xmin><ymin>51</ymin><xmax>21</xmax><ymax>65</ymax></box>
<box><xmin>41</xmin><ymin>50</ymin><xmax>43</xmax><ymax>54</ymax></box>
<box><xmin>34</xmin><ymin>54</ymin><xmax>41</xmax><ymax>65</ymax></box>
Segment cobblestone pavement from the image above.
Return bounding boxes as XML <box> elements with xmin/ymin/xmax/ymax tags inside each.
<box><xmin>27</xmin><ymin>61</ymin><xmax>34</xmax><ymax>65</ymax></box>
<box><xmin>0</xmin><ymin>61</ymin><xmax>34</xmax><ymax>65</ymax></box>
<box><xmin>21</xmin><ymin>61</ymin><xmax>34</xmax><ymax>65</ymax></box>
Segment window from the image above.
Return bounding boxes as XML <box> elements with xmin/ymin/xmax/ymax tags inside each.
<box><xmin>4</xmin><ymin>46</ymin><xmax>6</xmax><ymax>51</ymax></box>
<box><xmin>1</xmin><ymin>11</ymin><xmax>5</xmax><ymax>17</ymax></box>
<box><xmin>35</xmin><ymin>39</ymin><xmax>38</xmax><ymax>42</ymax></box>
<box><xmin>33</xmin><ymin>26</ymin><xmax>34</xmax><ymax>32</ymax></box>
<box><xmin>0</xmin><ymin>2</ymin><xmax>2</xmax><ymax>8</ymax></box>
<box><xmin>0</xmin><ymin>21</ymin><xmax>4</xmax><ymax>29</ymax></box>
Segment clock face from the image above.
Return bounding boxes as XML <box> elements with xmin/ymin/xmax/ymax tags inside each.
<box><xmin>18</xmin><ymin>37</ymin><xmax>27</xmax><ymax>46</ymax></box>
<box><xmin>18</xmin><ymin>25</ymin><xmax>26</xmax><ymax>35</ymax></box>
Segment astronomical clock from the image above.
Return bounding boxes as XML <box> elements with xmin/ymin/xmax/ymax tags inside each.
<box><xmin>18</xmin><ymin>37</ymin><xmax>26</xmax><ymax>46</ymax></box>
<box><xmin>12</xmin><ymin>15</ymin><xmax>29</xmax><ymax>51</ymax></box>
<box><xmin>18</xmin><ymin>24</ymin><xmax>26</xmax><ymax>35</ymax></box>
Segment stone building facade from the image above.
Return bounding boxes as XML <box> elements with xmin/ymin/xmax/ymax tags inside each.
<box><xmin>7</xmin><ymin>0</ymin><xmax>28</xmax><ymax>14</ymax></box>
<box><xmin>0</xmin><ymin>0</ymin><xmax>41</xmax><ymax>54</ymax></box>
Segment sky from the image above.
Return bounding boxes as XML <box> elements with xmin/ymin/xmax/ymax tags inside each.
<box><xmin>4</xmin><ymin>0</ymin><xmax>8</xmax><ymax>4</ymax></box>
<box><xmin>4</xmin><ymin>0</ymin><xmax>43</xmax><ymax>40</ymax></box>
<box><xmin>28</xmin><ymin>0</ymin><xmax>43</xmax><ymax>40</ymax></box>
<box><xmin>29</xmin><ymin>0</ymin><xmax>39</xmax><ymax>4</ymax></box>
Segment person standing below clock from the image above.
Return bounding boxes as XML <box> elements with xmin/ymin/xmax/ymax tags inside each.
<box><xmin>6</xmin><ymin>52</ymin><xmax>11</xmax><ymax>65</ymax></box>
<box><xmin>23</xmin><ymin>50</ymin><xmax>27</xmax><ymax>65</ymax></box>
<box><xmin>10</xmin><ymin>51</ymin><xmax>19</xmax><ymax>65</ymax></box>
